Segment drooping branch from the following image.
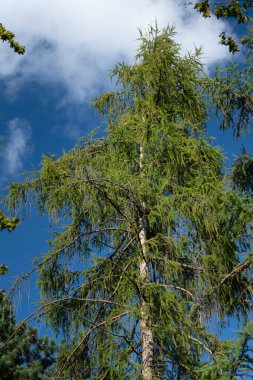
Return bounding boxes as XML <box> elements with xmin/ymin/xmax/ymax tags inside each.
<box><xmin>53</xmin><ymin>310</ymin><xmax>131</xmax><ymax>380</ymax></box>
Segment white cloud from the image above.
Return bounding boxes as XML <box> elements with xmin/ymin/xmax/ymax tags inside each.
<box><xmin>0</xmin><ymin>0</ymin><xmax>231</xmax><ymax>103</ymax></box>
<box><xmin>1</xmin><ymin>119</ymin><xmax>32</xmax><ymax>176</ymax></box>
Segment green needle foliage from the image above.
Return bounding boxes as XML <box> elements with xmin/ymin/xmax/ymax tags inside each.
<box><xmin>198</xmin><ymin>322</ymin><xmax>253</xmax><ymax>379</ymax></box>
<box><xmin>190</xmin><ymin>0</ymin><xmax>253</xmax><ymax>53</ymax></box>
<box><xmin>0</xmin><ymin>210</ymin><xmax>19</xmax><ymax>278</ymax></box>
<box><xmin>190</xmin><ymin>0</ymin><xmax>253</xmax><ymax>207</ymax></box>
<box><xmin>194</xmin><ymin>12</ymin><xmax>253</xmax><ymax>205</ymax></box>
<box><xmin>203</xmin><ymin>25</ymin><xmax>253</xmax><ymax>139</ymax></box>
<box><xmin>0</xmin><ymin>23</ymin><xmax>25</xmax><ymax>55</ymax></box>
<box><xmin>232</xmin><ymin>148</ymin><xmax>253</xmax><ymax>194</ymax></box>
<box><xmin>6</xmin><ymin>26</ymin><xmax>253</xmax><ymax>379</ymax></box>
<box><xmin>0</xmin><ymin>20</ymin><xmax>23</xmax><ymax>276</ymax></box>
<box><xmin>190</xmin><ymin>0</ymin><xmax>253</xmax><ymax>139</ymax></box>
<box><xmin>0</xmin><ymin>295</ymin><xmax>56</xmax><ymax>379</ymax></box>
<box><xmin>0</xmin><ymin>210</ymin><xmax>19</xmax><ymax>232</ymax></box>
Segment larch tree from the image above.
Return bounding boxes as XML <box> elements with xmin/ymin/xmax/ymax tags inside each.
<box><xmin>6</xmin><ymin>26</ymin><xmax>253</xmax><ymax>379</ymax></box>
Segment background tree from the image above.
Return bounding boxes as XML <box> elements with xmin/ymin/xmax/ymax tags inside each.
<box><xmin>186</xmin><ymin>1</ymin><xmax>253</xmax><ymax>135</ymax></box>
<box><xmin>201</xmin><ymin>24</ymin><xmax>253</xmax><ymax>140</ymax></box>
<box><xmin>7</xmin><ymin>26</ymin><xmax>253</xmax><ymax>379</ymax></box>
<box><xmin>199</xmin><ymin>322</ymin><xmax>253</xmax><ymax>379</ymax></box>
<box><xmin>0</xmin><ymin>294</ymin><xmax>56</xmax><ymax>380</ymax></box>
<box><xmin>189</xmin><ymin>0</ymin><xmax>253</xmax><ymax>134</ymax></box>
<box><xmin>0</xmin><ymin>20</ymin><xmax>62</xmax><ymax>380</ymax></box>
<box><xmin>0</xmin><ymin>21</ymin><xmax>23</xmax><ymax>273</ymax></box>
<box><xmin>190</xmin><ymin>0</ymin><xmax>253</xmax><ymax>53</ymax></box>
<box><xmin>0</xmin><ymin>211</ymin><xmax>19</xmax><ymax>276</ymax></box>
<box><xmin>191</xmin><ymin>1</ymin><xmax>253</xmax><ymax>230</ymax></box>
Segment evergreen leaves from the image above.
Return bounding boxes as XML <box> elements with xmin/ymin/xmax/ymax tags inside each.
<box><xmin>0</xmin><ymin>295</ymin><xmax>56</xmax><ymax>379</ymax></box>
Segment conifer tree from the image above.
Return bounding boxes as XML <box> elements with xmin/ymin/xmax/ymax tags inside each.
<box><xmin>190</xmin><ymin>1</ymin><xmax>253</xmax><ymax>139</ymax></box>
<box><xmin>191</xmin><ymin>0</ymin><xmax>253</xmax><ymax>53</ymax></box>
<box><xmin>191</xmin><ymin>0</ymin><xmax>253</xmax><ymax>231</ymax></box>
<box><xmin>0</xmin><ymin>19</ymin><xmax>23</xmax><ymax>273</ymax></box>
<box><xmin>7</xmin><ymin>26</ymin><xmax>253</xmax><ymax>379</ymax></box>
<box><xmin>0</xmin><ymin>295</ymin><xmax>56</xmax><ymax>379</ymax></box>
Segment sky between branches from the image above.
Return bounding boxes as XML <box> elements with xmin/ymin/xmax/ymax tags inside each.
<box><xmin>0</xmin><ymin>0</ymin><xmax>234</xmax><ymax>178</ymax></box>
<box><xmin>1</xmin><ymin>1</ymin><xmax>249</xmax><ymax>306</ymax></box>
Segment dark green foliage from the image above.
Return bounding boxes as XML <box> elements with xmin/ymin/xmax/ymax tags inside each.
<box><xmin>194</xmin><ymin>0</ymin><xmax>252</xmax><ymax>23</ymax></box>
<box><xmin>198</xmin><ymin>323</ymin><xmax>253</xmax><ymax>379</ymax></box>
<box><xmin>0</xmin><ymin>23</ymin><xmax>25</xmax><ymax>54</ymax></box>
<box><xmin>0</xmin><ymin>264</ymin><xmax>8</xmax><ymax>276</ymax></box>
<box><xmin>194</xmin><ymin>3</ymin><xmax>253</xmax><ymax>207</ymax></box>
<box><xmin>6</xmin><ymin>26</ymin><xmax>253</xmax><ymax>379</ymax></box>
<box><xmin>0</xmin><ymin>210</ymin><xmax>19</xmax><ymax>232</ymax></box>
<box><xmin>232</xmin><ymin>149</ymin><xmax>253</xmax><ymax>194</ymax></box>
<box><xmin>0</xmin><ymin>210</ymin><xmax>19</xmax><ymax>279</ymax></box>
<box><xmin>0</xmin><ymin>295</ymin><xmax>56</xmax><ymax>379</ymax></box>
<box><xmin>190</xmin><ymin>2</ymin><xmax>253</xmax><ymax>137</ymax></box>
<box><xmin>192</xmin><ymin>0</ymin><xmax>253</xmax><ymax>52</ymax></box>
<box><xmin>219</xmin><ymin>32</ymin><xmax>239</xmax><ymax>54</ymax></box>
<box><xmin>204</xmin><ymin>61</ymin><xmax>253</xmax><ymax>137</ymax></box>
<box><xmin>0</xmin><ymin>21</ymin><xmax>22</xmax><ymax>278</ymax></box>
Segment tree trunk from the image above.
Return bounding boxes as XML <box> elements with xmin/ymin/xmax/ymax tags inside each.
<box><xmin>139</xmin><ymin>144</ymin><xmax>154</xmax><ymax>380</ymax></box>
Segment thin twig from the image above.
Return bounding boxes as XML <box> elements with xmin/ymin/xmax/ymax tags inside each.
<box><xmin>188</xmin><ymin>335</ymin><xmax>213</xmax><ymax>355</ymax></box>
<box><xmin>53</xmin><ymin>310</ymin><xmax>131</xmax><ymax>379</ymax></box>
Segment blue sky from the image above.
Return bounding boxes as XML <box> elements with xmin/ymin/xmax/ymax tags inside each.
<box><xmin>0</xmin><ymin>0</ymin><xmax>251</xmax><ymax>348</ymax></box>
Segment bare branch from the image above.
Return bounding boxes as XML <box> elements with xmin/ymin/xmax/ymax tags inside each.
<box><xmin>188</xmin><ymin>335</ymin><xmax>213</xmax><ymax>356</ymax></box>
<box><xmin>220</xmin><ymin>260</ymin><xmax>252</xmax><ymax>286</ymax></box>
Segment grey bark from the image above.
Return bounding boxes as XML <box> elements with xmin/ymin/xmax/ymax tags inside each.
<box><xmin>139</xmin><ymin>144</ymin><xmax>154</xmax><ymax>380</ymax></box>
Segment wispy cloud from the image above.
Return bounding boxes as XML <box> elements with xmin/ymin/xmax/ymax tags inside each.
<box><xmin>1</xmin><ymin>119</ymin><xmax>32</xmax><ymax>177</ymax></box>
<box><xmin>0</xmin><ymin>0</ymin><xmax>231</xmax><ymax>104</ymax></box>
